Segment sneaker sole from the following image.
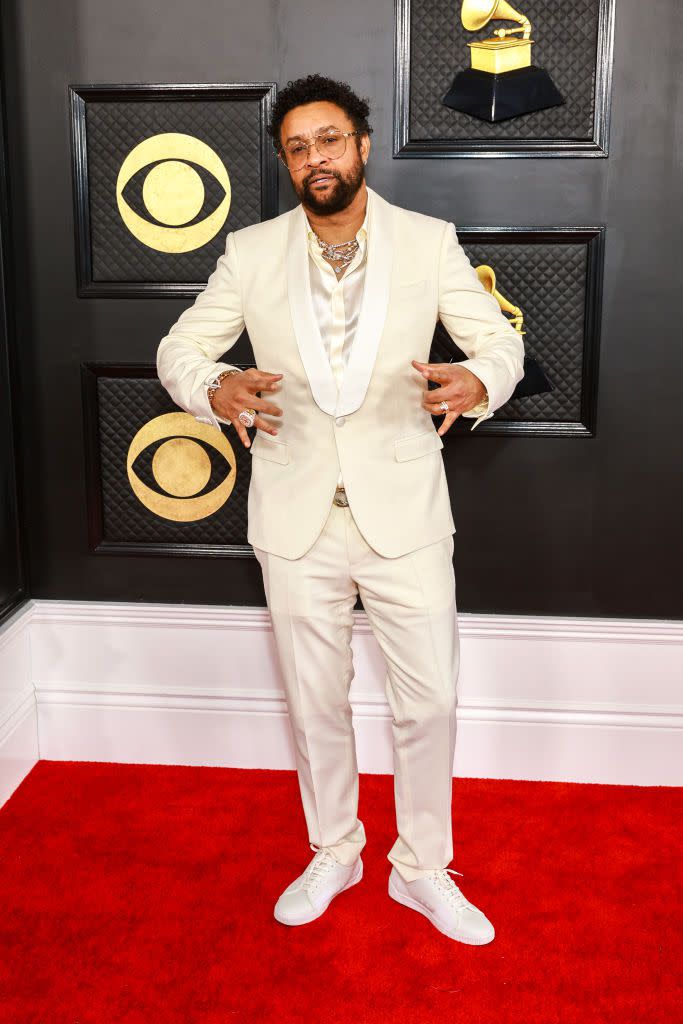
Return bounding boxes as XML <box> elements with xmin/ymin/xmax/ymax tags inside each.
<box><xmin>273</xmin><ymin>857</ymin><xmax>364</xmax><ymax>926</ymax></box>
<box><xmin>388</xmin><ymin>874</ymin><xmax>495</xmax><ymax>946</ymax></box>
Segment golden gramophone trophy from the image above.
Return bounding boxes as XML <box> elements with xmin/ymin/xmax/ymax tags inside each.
<box><xmin>475</xmin><ymin>264</ymin><xmax>525</xmax><ymax>333</ymax></box>
<box><xmin>474</xmin><ymin>264</ymin><xmax>554</xmax><ymax>399</ymax></box>
<box><xmin>430</xmin><ymin>261</ymin><xmax>553</xmax><ymax>400</ymax></box>
<box><xmin>443</xmin><ymin>0</ymin><xmax>564</xmax><ymax>122</ymax></box>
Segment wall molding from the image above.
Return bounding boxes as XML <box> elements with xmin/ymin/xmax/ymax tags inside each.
<box><xmin>2</xmin><ymin>599</ymin><xmax>682</xmax><ymax>810</ymax></box>
<box><xmin>0</xmin><ymin>601</ymin><xmax>38</xmax><ymax>808</ymax></box>
<box><xmin>27</xmin><ymin>598</ymin><xmax>683</xmax><ymax>643</ymax></box>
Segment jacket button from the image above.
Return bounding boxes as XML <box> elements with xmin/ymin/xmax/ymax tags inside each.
<box><xmin>335</xmin><ymin>416</ymin><xmax>346</xmax><ymax>426</ymax></box>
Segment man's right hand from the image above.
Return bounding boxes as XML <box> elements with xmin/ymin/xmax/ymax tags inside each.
<box><xmin>210</xmin><ymin>368</ymin><xmax>284</xmax><ymax>448</ymax></box>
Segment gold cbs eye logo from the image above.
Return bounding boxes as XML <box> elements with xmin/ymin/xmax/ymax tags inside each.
<box><xmin>116</xmin><ymin>133</ymin><xmax>231</xmax><ymax>253</ymax></box>
<box><xmin>127</xmin><ymin>413</ymin><xmax>237</xmax><ymax>522</ymax></box>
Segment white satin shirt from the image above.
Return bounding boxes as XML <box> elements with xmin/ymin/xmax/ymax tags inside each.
<box><xmin>305</xmin><ymin>198</ymin><xmax>370</xmax><ymax>488</ymax></box>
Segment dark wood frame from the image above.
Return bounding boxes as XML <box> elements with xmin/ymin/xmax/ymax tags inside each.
<box><xmin>393</xmin><ymin>0</ymin><xmax>616</xmax><ymax>158</ymax></box>
<box><xmin>447</xmin><ymin>225</ymin><xmax>605</xmax><ymax>437</ymax></box>
<box><xmin>81</xmin><ymin>361</ymin><xmax>257</xmax><ymax>558</ymax></box>
<box><xmin>69</xmin><ymin>82</ymin><xmax>278</xmax><ymax>298</ymax></box>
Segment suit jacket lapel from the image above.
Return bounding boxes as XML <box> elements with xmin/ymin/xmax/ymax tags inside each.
<box><xmin>336</xmin><ymin>186</ymin><xmax>393</xmax><ymax>416</ymax></box>
<box><xmin>286</xmin><ymin>184</ymin><xmax>394</xmax><ymax>418</ymax></box>
<box><xmin>286</xmin><ymin>204</ymin><xmax>338</xmax><ymax>415</ymax></box>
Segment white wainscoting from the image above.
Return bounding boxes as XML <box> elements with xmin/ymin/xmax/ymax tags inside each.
<box><xmin>1</xmin><ymin>598</ymin><xmax>681</xmax><ymax>809</ymax></box>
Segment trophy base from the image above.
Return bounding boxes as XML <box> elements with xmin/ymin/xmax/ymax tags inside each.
<box><xmin>442</xmin><ymin>65</ymin><xmax>564</xmax><ymax>123</ymax></box>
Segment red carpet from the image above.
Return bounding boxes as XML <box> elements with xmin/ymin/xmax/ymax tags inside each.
<box><xmin>0</xmin><ymin>761</ymin><xmax>680</xmax><ymax>1024</ymax></box>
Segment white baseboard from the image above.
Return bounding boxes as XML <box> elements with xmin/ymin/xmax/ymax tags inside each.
<box><xmin>10</xmin><ymin>599</ymin><xmax>680</xmax><ymax>792</ymax></box>
<box><xmin>0</xmin><ymin>602</ymin><xmax>39</xmax><ymax>808</ymax></box>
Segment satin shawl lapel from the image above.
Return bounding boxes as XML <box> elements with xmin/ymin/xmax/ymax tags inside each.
<box><xmin>336</xmin><ymin>186</ymin><xmax>394</xmax><ymax>416</ymax></box>
<box><xmin>286</xmin><ymin>205</ymin><xmax>338</xmax><ymax>415</ymax></box>
<box><xmin>286</xmin><ymin>185</ymin><xmax>394</xmax><ymax>418</ymax></box>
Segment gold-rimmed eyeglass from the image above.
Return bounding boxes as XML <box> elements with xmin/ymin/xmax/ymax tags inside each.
<box><xmin>278</xmin><ymin>128</ymin><xmax>372</xmax><ymax>170</ymax></box>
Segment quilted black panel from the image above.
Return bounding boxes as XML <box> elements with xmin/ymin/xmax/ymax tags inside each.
<box><xmin>409</xmin><ymin>0</ymin><xmax>600</xmax><ymax>140</ymax></box>
<box><xmin>428</xmin><ymin>235</ymin><xmax>589</xmax><ymax>422</ymax></box>
<box><xmin>86</xmin><ymin>98</ymin><xmax>263</xmax><ymax>283</ymax></box>
<box><xmin>97</xmin><ymin>376</ymin><xmax>250</xmax><ymax>546</ymax></box>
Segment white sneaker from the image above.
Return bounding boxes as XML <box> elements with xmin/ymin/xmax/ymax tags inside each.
<box><xmin>388</xmin><ymin>865</ymin><xmax>495</xmax><ymax>945</ymax></box>
<box><xmin>274</xmin><ymin>843</ymin><xmax>363</xmax><ymax>926</ymax></box>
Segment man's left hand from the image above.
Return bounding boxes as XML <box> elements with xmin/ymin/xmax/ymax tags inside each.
<box><xmin>412</xmin><ymin>360</ymin><xmax>487</xmax><ymax>436</ymax></box>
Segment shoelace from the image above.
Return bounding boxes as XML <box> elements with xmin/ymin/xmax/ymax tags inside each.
<box><xmin>431</xmin><ymin>867</ymin><xmax>470</xmax><ymax>911</ymax></box>
<box><xmin>302</xmin><ymin>842</ymin><xmax>339</xmax><ymax>892</ymax></box>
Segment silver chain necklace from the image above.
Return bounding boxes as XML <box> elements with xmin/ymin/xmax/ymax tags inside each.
<box><xmin>314</xmin><ymin>232</ymin><xmax>360</xmax><ymax>275</ymax></box>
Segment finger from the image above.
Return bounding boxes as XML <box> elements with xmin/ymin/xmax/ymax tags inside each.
<box><xmin>411</xmin><ymin>358</ymin><xmax>448</xmax><ymax>378</ymax></box>
<box><xmin>253</xmin><ymin>383</ymin><xmax>282</xmax><ymax>400</ymax></box>
<box><xmin>437</xmin><ymin>411</ymin><xmax>460</xmax><ymax>436</ymax></box>
<box><xmin>418</xmin><ymin>365</ymin><xmax>450</xmax><ymax>382</ymax></box>
<box><xmin>246</xmin><ymin>379</ymin><xmax>283</xmax><ymax>397</ymax></box>
<box><xmin>252</xmin><ymin>415</ymin><xmax>279</xmax><ymax>436</ymax></box>
<box><xmin>241</xmin><ymin>396</ymin><xmax>283</xmax><ymax>416</ymax></box>
<box><xmin>245</xmin><ymin>366</ymin><xmax>283</xmax><ymax>378</ymax></box>
<box><xmin>233</xmin><ymin>421</ymin><xmax>251</xmax><ymax>448</ymax></box>
<box><xmin>423</xmin><ymin>398</ymin><xmax>465</xmax><ymax>414</ymax></box>
<box><xmin>423</xmin><ymin>385</ymin><xmax>462</xmax><ymax>404</ymax></box>
<box><xmin>247</xmin><ymin>369</ymin><xmax>284</xmax><ymax>387</ymax></box>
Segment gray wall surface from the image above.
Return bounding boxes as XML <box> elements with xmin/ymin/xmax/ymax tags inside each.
<box><xmin>1</xmin><ymin>0</ymin><xmax>681</xmax><ymax>616</ymax></box>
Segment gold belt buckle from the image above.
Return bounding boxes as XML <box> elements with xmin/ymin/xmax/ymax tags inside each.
<box><xmin>333</xmin><ymin>486</ymin><xmax>349</xmax><ymax>508</ymax></box>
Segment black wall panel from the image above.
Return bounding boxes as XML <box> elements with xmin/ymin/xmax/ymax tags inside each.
<box><xmin>1</xmin><ymin>0</ymin><xmax>681</xmax><ymax>617</ymax></box>
<box><xmin>0</xmin><ymin>13</ymin><xmax>28</xmax><ymax>626</ymax></box>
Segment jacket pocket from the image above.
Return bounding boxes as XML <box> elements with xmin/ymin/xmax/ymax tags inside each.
<box><xmin>394</xmin><ymin>428</ymin><xmax>444</xmax><ymax>462</ymax></box>
<box><xmin>250</xmin><ymin>432</ymin><xmax>290</xmax><ymax>465</ymax></box>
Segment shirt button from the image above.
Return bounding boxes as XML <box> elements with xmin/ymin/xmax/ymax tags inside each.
<box><xmin>335</xmin><ymin>416</ymin><xmax>346</xmax><ymax>427</ymax></box>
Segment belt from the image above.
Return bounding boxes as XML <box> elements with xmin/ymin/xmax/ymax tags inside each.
<box><xmin>332</xmin><ymin>485</ymin><xmax>349</xmax><ymax>508</ymax></box>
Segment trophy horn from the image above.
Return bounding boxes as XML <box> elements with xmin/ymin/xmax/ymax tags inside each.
<box><xmin>476</xmin><ymin>264</ymin><xmax>525</xmax><ymax>333</ymax></box>
<box><xmin>461</xmin><ymin>0</ymin><xmax>531</xmax><ymax>39</ymax></box>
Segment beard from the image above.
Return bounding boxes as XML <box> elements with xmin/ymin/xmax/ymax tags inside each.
<box><xmin>298</xmin><ymin>154</ymin><xmax>365</xmax><ymax>215</ymax></box>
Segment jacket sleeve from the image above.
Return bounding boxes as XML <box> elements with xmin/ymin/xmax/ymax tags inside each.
<box><xmin>437</xmin><ymin>221</ymin><xmax>525</xmax><ymax>431</ymax></box>
<box><xmin>156</xmin><ymin>230</ymin><xmax>246</xmax><ymax>431</ymax></box>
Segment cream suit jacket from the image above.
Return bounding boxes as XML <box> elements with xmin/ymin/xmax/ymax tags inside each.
<box><xmin>156</xmin><ymin>185</ymin><xmax>525</xmax><ymax>560</ymax></box>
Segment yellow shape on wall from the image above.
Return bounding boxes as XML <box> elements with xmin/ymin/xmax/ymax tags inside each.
<box><xmin>127</xmin><ymin>412</ymin><xmax>237</xmax><ymax>522</ymax></box>
<box><xmin>116</xmin><ymin>133</ymin><xmax>231</xmax><ymax>253</ymax></box>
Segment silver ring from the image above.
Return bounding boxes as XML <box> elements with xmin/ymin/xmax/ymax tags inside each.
<box><xmin>439</xmin><ymin>400</ymin><xmax>449</xmax><ymax>412</ymax></box>
<box><xmin>238</xmin><ymin>408</ymin><xmax>256</xmax><ymax>428</ymax></box>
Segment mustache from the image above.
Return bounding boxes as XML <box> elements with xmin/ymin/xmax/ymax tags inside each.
<box><xmin>304</xmin><ymin>171</ymin><xmax>340</xmax><ymax>185</ymax></box>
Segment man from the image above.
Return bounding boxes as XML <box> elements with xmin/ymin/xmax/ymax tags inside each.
<box><xmin>156</xmin><ymin>73</ymin><xmax>524</xmax><ymax>946</ymax></box>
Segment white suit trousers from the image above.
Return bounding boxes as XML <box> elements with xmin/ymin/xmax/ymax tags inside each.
<box><xmin>252</xmin><ymin>500</ymin><xmax>460</xmax><ymax>883</ymax></box>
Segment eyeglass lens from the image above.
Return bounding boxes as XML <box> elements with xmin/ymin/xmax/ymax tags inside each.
<box><xmin>283</xmin><ymin>132</ymin><xmax>347</xmax><ymax>169</ymax></box>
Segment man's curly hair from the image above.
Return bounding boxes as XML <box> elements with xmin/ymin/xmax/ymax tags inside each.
<box><xmin>267</xmin><ymin>73</ymin><xmax>373</xmax><ymax>154</ymax></box>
